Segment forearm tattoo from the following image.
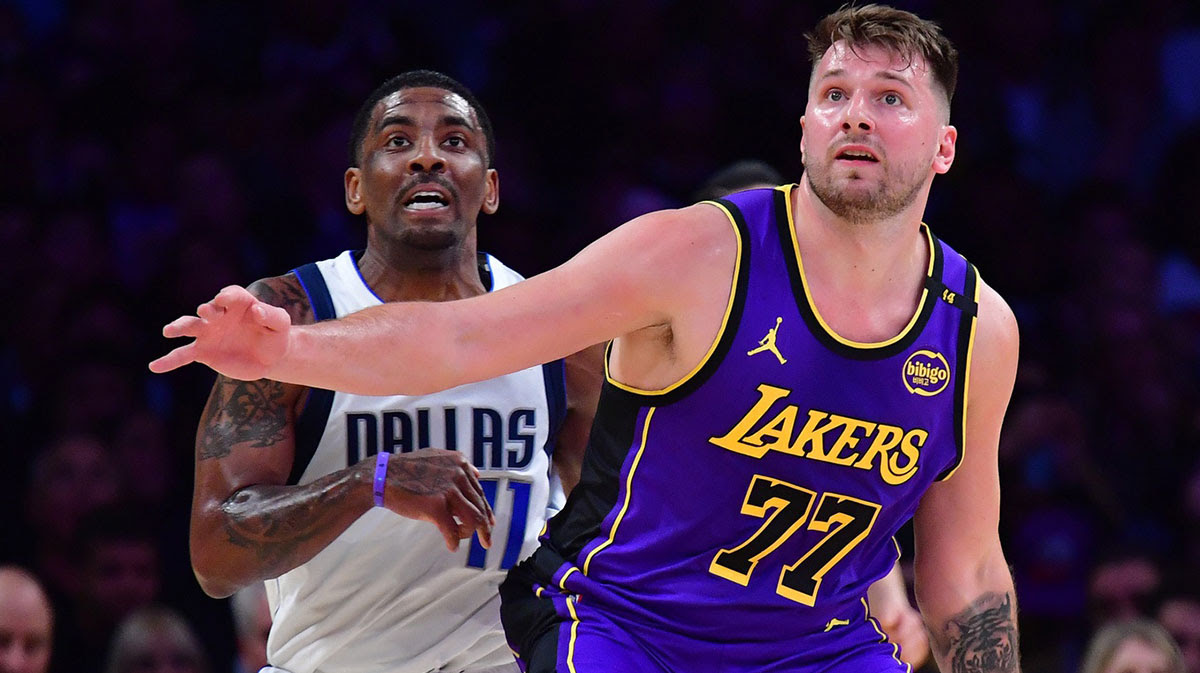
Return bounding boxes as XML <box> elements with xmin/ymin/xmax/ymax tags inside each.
<box><xmin>220</xmin><ymin>477</ymin><xmax>357</xmax><ymax>575</ymax></box>
<box><xmin>198</xmin><ymin>378</ymin><xmax>288</xmax><ymax>459</ymax></box>
<box><xmin>943</xmin><ymin>592</ymin><xmax>1020</xmax><ymax>673</ymax></box>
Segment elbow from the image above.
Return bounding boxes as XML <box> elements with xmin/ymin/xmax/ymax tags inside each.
<box><xmin>193</xmin><ymin>568</ymin><xmax>238</xmax><ymax>599</ymax></box>
<box><xmin>189</xmin><ymin>516</ymin><xmax>247</xmax><ymax>599</ymax></box>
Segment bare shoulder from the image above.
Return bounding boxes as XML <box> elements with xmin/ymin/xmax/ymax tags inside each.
<box><xmin>606</xmin><ymin>204</ymin><xmax>740</xmax><ymax>290</ymax></box>
<box><xmin>973</xmin><ymin>277</ymin><xmax>1019</xmax><ymax>373</ymax></box>
<box><xmin>247</xmin><ymin>273</ymin><xmax>315</xmax><ymax>326</ymax></box>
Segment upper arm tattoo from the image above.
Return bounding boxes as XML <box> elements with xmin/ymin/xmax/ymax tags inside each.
<box><xmin>196</xmin><ymin>274</ymin><xmax>314</xmax><ymax>461</ymax></box>
<box><xmin>248</xmin><ymin>274</ymin><xmax>314</xmax><ymax>325</ymax></box>
<box><xmin>198</xmin><ymin>378</ymin><xmax>290</xmax><ymax>460</ymax></box>
<box><xmin>943</xmin><ymin>592</ymin><xmax>1020</xmax><ymax>673</ymax></box>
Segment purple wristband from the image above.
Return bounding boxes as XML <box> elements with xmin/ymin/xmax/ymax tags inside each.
<box><xmin>373</xmin><ymin>451</ymin><xmax>390</xmax><ymax>507</ymax></box>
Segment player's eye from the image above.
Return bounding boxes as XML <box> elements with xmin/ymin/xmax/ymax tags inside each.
<box><xmin>444</xmin><ymin>136</ymin><xmax>466</xmax><ymax>148</ymax></box>
<box><xmin>827</xmin><ymin>90</ymin><xmax>845</xmax><ymax>102</ymax></box>
<box><xmin>388</xmin><ymin>136</ymin><xmax>410</xmax><ymax>148</ymax></box>
<box><xmin>883</xmin><ymin>93</ymin><xmax>901</xmax><ymax>106</ymax></box>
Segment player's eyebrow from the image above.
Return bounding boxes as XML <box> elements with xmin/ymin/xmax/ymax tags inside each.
<box><xmin>818</xmin><ymin>68</ymin><xmax>916</xmax><ymax>91</ymax></box>
<box><xmin>375</xmin><ymin>115</ymin><xmax>414</xmax><ymax>134</ymax></box>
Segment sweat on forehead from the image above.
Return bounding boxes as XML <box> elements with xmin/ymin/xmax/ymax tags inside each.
<box><xmin>375</xmin><ymin>88</ymin><xmax>477</xmax><ymax>123</ymax></box>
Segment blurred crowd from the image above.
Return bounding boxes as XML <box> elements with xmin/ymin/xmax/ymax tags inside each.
<box><xmin>1</xmin><ymin>0</ymin><xmax>1199</xmax><ymax>672</ymax></box>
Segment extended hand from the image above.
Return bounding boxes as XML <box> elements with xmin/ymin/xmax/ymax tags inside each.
<box><xmin>382</xmin><ymin>450</ymin><xmax>495</xmax><ymax>552</ymax></box>
<box><xmin>149</xmin><ymin>286</ymin><xmax>292</xmax><ymax>379</ymax></box>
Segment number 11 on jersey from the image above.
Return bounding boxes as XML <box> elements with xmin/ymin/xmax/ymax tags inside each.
<box><xmin>466</xmin><ymin>477</ymin><xmax>532</xmax><ymax>570</ymax></box>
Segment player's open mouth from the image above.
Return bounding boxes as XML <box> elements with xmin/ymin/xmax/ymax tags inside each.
<box><xmin>835</xmin><ymin>146</ymin><xmax>879</xmax><ymax>163</ymax></box>
<box><xmin>404</xmin><ymin>191</ymin><xmax>450</xmax><ymax>211</ymax></box>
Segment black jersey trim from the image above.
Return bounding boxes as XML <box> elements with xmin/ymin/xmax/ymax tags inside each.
<box><xmin>545</xmin><ymin>384</ymin><xmax>645</xmax><ymax>562</ymax></box>
<box><xmin>601</xmin><ymin>199</ymin><xmax>751</xmax><ymax>407</ymax></box>
<box><xmin>289</xmin><ymin>263</ymin><xmax>337</xmax><ymax>485</ymax></box>
<box><xmin>541</xmin><ymin>359</ymin><xmax>567</xmax><ymax>458</ymax></box>
<box><xmin>775</xmin><ymin>185</ymin><xmax>942</xmax><ymax>361</ymax></box>
<box><xmin>938</xmin><ymin>261</ymin><xmax>979</xmax><ymax>482</ymax></box>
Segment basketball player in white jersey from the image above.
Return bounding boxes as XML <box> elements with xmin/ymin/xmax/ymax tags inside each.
<box><xmin>186</xmin><ymin>70</ymin><xmax>599</xmax><ymax>673</ymax></box>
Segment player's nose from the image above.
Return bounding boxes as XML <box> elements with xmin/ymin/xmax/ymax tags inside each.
<box><xmin>408</xmin><ymin>136</ymin><xmax>446</xmax><ymax>173</ymax></box>
<box><xmin>841</xmin><ymin>94</ymin><xmax>873</xmax><ymax>133</ymax></box>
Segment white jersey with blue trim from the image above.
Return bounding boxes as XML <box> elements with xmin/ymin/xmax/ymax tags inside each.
<box><xmin>264</xmin><ymin>250</ymin><xmax>565</xmax><ymax>673</ymax></box>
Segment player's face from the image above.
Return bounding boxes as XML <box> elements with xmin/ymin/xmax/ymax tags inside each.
<box><xmin>346</xmin><ymin>87</ymin><xmax>498</xmax><ymax>251</ymax></box>
<box><xmin>801</xmin><ymin>41</ymin><xmax>956</xmax><ymax>223</ymax></box>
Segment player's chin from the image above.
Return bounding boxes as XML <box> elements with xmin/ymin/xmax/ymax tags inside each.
<box><xmin>398</xmin><ymin>226</ymin><xmax>460</xmax><ymax>251</ymax></box>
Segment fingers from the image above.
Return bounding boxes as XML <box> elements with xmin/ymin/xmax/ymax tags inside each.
<box><xmin>430</xmin><ymin>508</ymin><xmax>462</xmax><ymax>553</ymax></box>
<box><xmin>447</xmin><ymin>490</ymin><xmax>492</xmax><ymax>550</ymax></box>
<box><xmin>253</xmin><ymin>302</ymin><xmax>292</xmax><ymax>331</ymax></box>
<box><xmin>461</xmin><ymin>463</ymin><xmax>495</xmax><ymax>528</ymax></box>
<box><xmin>148</xmin><ymin>343</ymin><xmax>197</xmax><ymax>374</ymax></box>
<box><xmin>162</xmin><ymin>315</ymin><xmax>205</xmax><ymax>338</ymax></box>
<box><xmin>212</xmin><ymin>285</ymin><xmax>255</xmax><ymax>309</ymax></box>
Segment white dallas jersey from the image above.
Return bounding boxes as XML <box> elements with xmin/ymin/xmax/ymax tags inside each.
<box><xmin>265</xmin><ymin>250</ymin><xmax>566</xmax><ymax>673</ymax></box>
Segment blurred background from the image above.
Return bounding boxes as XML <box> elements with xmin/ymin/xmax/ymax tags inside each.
<box><xmin>1</xmin><ymin>0</ymin><xmax>1198</xmax><ymax>672</ymax></box>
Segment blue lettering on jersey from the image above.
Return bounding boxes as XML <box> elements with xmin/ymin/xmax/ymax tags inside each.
<box><xmin>345</xmin><ymin>408</ymin><xmax>539</xmax><ymax>468</ymax></box>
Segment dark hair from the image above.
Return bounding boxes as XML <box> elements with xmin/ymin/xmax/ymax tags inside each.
<box><xmin>805</xmin><ymin>4</ymin><xmax>959</xmax><ymax>107</ymax></box>
<box><xmin>694</xmin><ymin>159</ymin><xmax>784</xmax><ymax>201</ymax></box>
<box><xmin>347</xmin><ymin>69</ymin><xmax>495</xmax><ymax>168</ymax></box>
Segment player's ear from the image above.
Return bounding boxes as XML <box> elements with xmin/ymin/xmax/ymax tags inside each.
<box><xmin>932</xmin><ymin>125</ymin><xmax>957</xmax><ymax>175</ymax></box>
<box><xmin>481</xmin><ymin>168</ymin><xmax>500</xmax><ymax>215</ymax></box>
<box><xmin>345</xmin><ymin>167</ymin><xmax>365</xmax><ymax>215</ymax></box>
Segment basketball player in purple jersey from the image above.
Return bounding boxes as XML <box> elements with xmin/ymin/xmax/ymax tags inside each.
<box><xmin>152</xmin><ymin>5</ymin><xmax>1020</xmax><ymax>672</ymax></box>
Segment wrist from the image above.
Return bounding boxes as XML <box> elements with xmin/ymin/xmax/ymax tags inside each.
<box><xmin>372</xmin><ymin>451</ymin><xmax>390</xmax><ymax>508</ymax></box>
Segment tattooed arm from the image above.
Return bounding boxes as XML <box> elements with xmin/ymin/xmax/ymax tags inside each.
<box><xmin>913</xmin><ymin>279</ymin><xmax>1021</xmax><ymax>673</ymax></box>
<box><xmin>189</xmin><ymin>274</ymin><xmax>492</xmax><ymax>599</ymax></box>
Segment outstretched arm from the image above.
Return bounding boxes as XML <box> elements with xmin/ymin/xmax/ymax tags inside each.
<box><xmin>189</xmin><ymin>276</ymin><xmax>492</xmax><ymax>599</ymax></box>
<box><xmin>150</xmin><ymin>205</ymin><xmax>729</xmax><ymax>396</ymax></box>
<box><xmin>914</xmin><ymin>279</ymin><xmax>1021</xmax><ymax>673</ymax></box>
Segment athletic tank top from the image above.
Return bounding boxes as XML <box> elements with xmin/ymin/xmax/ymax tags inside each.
<box><xmin>533</xmin><ymin>185</ymin><xmax>978</xmax><ymax>667</ymax></box>
<box><xmin>266</xmin><ymin>250</ymin><xmax>566</xmax><ymax>673</ymax></box>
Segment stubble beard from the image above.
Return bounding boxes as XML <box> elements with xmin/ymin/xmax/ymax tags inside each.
<box><xmin>805</xmin><ymin>157</ymin><xmax>927</xmax><ymax>225</ymax></box>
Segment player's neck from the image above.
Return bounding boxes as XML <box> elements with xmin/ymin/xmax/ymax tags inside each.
<box><xmin>357</xmin><ymin>238</ymin><xmax>487</xmax><ymax>303</ymax></box>
<box><xmin>791</xmin><ymin>177</ymin><xmax>931</xmax><ymax>342</ymax></box>
<box><xmin>792</xmin><ymin>175</ymin><xmax>930</xmax><ymax>294</ymax></box>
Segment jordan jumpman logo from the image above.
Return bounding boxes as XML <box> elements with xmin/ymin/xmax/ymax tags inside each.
<box><xmin>747</xmin><ymin>317</ymin><xmax>787</xmax><ymax>364</ymax></box>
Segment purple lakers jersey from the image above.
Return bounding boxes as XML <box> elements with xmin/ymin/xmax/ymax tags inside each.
<box><xmin>502</xmin><ymin>185</ymin><xmax>979</xmax><ymax>672</ymax></box>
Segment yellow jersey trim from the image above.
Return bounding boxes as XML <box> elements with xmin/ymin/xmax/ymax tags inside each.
<box><xmin>604</xmin><ymin>202</ymin><xmax>743</xmax><ymax>395</ymax></box>
<box><xmin>566</xmin><ymin>596</ymin><xmax>581</xmax><ymax>673</ymax></box>
<box><xmin>863</xmin><ymin>597</ymin><xmax>912</xmax><ymax>673</ymax></box>
<box><xmin>782</xmin><ymin>184</ymin><xmax>936</xmax><ymax>348</ymax></box>
<box><xmin>558</xmin><ymin>567</ymin><xmax>579</xmax><ymax>590</ymax></box>
<box><xmin>582</xmin><ymin>407</ymin><xmax>655</xmax><ymax>574</ymax></box>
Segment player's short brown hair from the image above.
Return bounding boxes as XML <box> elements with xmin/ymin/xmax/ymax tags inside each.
<box><xmin>806</xmin><ymin>4</ymin><xmax>959</xmax><ymax>107</ymax></box>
